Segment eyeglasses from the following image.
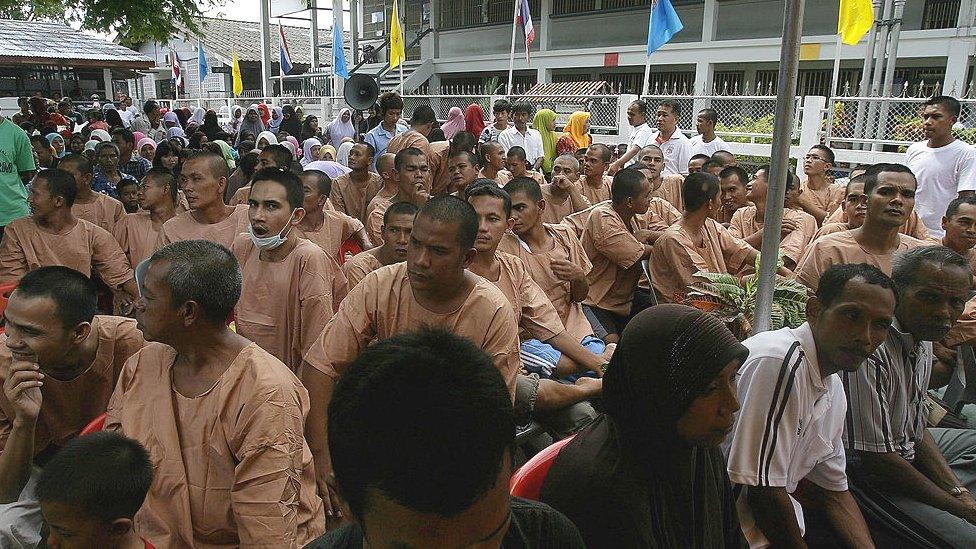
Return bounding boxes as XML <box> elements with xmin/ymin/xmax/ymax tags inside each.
<box><xmin>804</xmin><ymin>154</ymin><xmax>827</xmax><ymax>162</ymax></box>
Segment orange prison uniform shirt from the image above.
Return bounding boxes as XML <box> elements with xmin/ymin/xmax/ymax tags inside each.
<box><xmin>800</xmin><ymin>180</ymin><xmax>845</xmax><ymax>218</ymax></box>
<box><xmin>365</xmin><ymin>197</ymin><xmax>393</xmax><ymax>247</ymax></box>
<box><xmin>231</xmin><ymin>236</ymin><xmax>341</xmax><ymax>372</ymax></box>
<box><xmin>330</xmin><ymin>172</ymin><xmax>382</xmax><ymax>223</ymax></box>
<box><xmin>0</xmin><ymin>217</ymin><xmax>134</xmax><ymax>288</ymax></box>
<box><xmin>795</xmin><ymin>230</ymin><xmax>929</xmax><ymax>290</ymax></box>
<box><xmin>297</xmin><ymin>210</ymin><xmax>364</xmax><ymax>260</ymax></box>
<box><xmin>823</xmin><ymin>206</ymin><xmax>931</xmax><ymax>241</ymax></box>
<box><xmin>302</xmin><ymin>262</ymin><xmax>521</xmax><ymax>399</ymax></box>
<box><xmin>484</xmin><ymin>251</ymin><xmax>566</xmax><ymax>342</ymax></box>
<box><xmin>342</xmin><ymin>249</ymin><xmax>384</xmax><ymax>290</ymax></box>
<box><xmin>156</xmin><ymin>205</ymin><xmax>249</xmax><ymax>250</ymax></box>
<box><xmin>574</xmin><ymin>175</ymin><xmax>613</xmax><ymax>205</ymax></box>
<box><xmin>540</xmin><ymin>184</ymin><xmax>591</xmax><ymax>225</ymax></box>
<box><xmin>0</xmin><ymin>316</ymin><xmax>144</xmax><ymax>459</ymax></box>
<box><xmin>106</xmin><ymin>343</ymin><xmax>325</xmax><ymax>548</ymax></box>
<box><xmin>650</xmin><ymin>218</ymin><xmax>754</xmax><ymax>303</ymax></box>
<box><xmin>499</xmin><ymin>170</ymin><xmax>546</xmax><ymax>187</ymax></box>
<box><xmin>728</xmin><ymin>205</ymin><xmax>818</xmax><ymax>266</ymax></box>
<box><xmin>498</xmin><ymin>224</ymin><xmax>594</xmax><ymax>342</ymax></box>
<box><xmin>653</xmin><ymin>175</ymin><xmax>685</xmax><ymax>212</ymax></box>
<box><xmin>114</xmin><ymin>211</ymin><xmax>167</xmax><ymax>268</ymax></box>
<box><xmin>72</xmin><ymin>192</ymin><xmax>125</xmax><ymax>233</ymax></box>
<box><xmin>480</xmin><ymin>169</ymin><xmax>511</xmax><ymax>187</ymax></box>
<box><xmin>582</xmin><ymin>202</ymin><xmax>646</xmax><ymax>316</ymax></box>
<box><xmin>561</xmin><ymin>201</ymin><xmax>605</xmax><ymax>239</ymax></box>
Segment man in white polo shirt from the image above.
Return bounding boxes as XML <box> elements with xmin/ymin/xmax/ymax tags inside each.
<box><xmin>650</xmin><ymin>99</ymin><xmax>692</xmax><ymax>177</ymax></box>
<box><xmin>727</xmin><ymin>263</ymin><xmax>897</xmax><ymax>548</ymax></box>
<box><xmin>608</xmin><ymin>100</ymin><xmax>654</xmax><ymax>174</ymax></box>
<box><xmin>689</xmin><ymin>108</ymin><xmax>729</xmax><ymax>158</ymax></box>
<box><xmin>906</xmin><ymin>95</ymin><xmax>976</xmax><ymax>238</ymax></box>
<box><xmin>498</xmin><ymin>103</ymin><xmax>545</xmax><ymax>171</ymax></box>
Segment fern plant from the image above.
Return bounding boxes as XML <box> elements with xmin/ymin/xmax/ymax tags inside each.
<box><xmin>681</xmin><ymin>254</ymin><xmax>808</xmax><ymax>340</ymax></box>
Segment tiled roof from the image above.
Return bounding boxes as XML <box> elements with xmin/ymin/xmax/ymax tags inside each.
<box><xmin>177</xmin><ymin>16</ymin><xmax>350</xmax><ymax>66</ymax></box>
<box><xmin>0</xmin><ymin>19</ymin><xmax>154</xmax><ymax>69</ymax></box>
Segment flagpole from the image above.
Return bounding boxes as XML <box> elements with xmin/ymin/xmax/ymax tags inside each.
<box><xmin>507</xmin><ymin>0</ymin><xmax>519</xmax><ymax>96</ymax></box>
<box><xmin>642</xmin><ymin>1</ymin><xmax>654</xmax><ymax>97</ymax></box>
<box><xmin>830</xmin><ymin>33</ymin><xmax>842</xmax><ymax>97</ymax></box>
<box><xmin>397</xmin><ymin>0</ymin><xmax>405</xmax><ymax>93</ymax></box>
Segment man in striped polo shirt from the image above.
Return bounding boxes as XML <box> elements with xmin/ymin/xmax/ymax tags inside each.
<box><xmin>844</xmin><ymin>246</ymin><xmax>976</xmax><ymax>547</ymax></box>
<box><xmin>727</xmin><ymin>263</ymin><xmax>897</xmax><ymax>547</ymax></box>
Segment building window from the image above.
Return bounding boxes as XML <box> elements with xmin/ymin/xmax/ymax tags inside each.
<box><xmin>440</xmin><ymin>0</ymin><xmax>541</xmax><ymax>29</ymax></box>
<box><xmin>922</xmin><ymin>0</ymin><xmax>960</xmax><ymax>30</ymax></box>
<box><xmin>552</xmin><ymin>0</ymin><xmax>699</xmax><ymax>16</ymax></box>
<box><xmin>712</xmin><ymin>71</ymin><xmax>744</xmax><ymax>94</ymax></box>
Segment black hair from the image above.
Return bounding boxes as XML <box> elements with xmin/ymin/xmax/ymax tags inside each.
<box><xmin>417</xmin><ymin>195</ymin><xmax>479</xmax><ymax>250</ymax></box>
<box><xmin>630</xmin><ymin>99</ymin><xmax>649</xmax><ymax>115</ymax></box>
<box><xmin>682</xmin><ymin>172</ymin><xmax>720</xmax><ymax>212</ymax></box>
<box><xmin>924</xmin><ymin>95</ymin><xmax>962</xmax><ymax>118</ymax></box>
<box><xmin>35</xmin><ymin>168</ymin><xmax>78</xmax><ymax>207</ymax></box>
<box><xmin>95</xmin><ymin>141</ymin><xmax>120</xmax><ymax>157</ymax></box>
<box><xmin>892</xmin><ymin>246</ymin><xmax>972</xmax><ymax>290</ymax></box>
<box><xmin>151</xmin><ymin>140</ymin><xmax>181</xmax><ymax>173</ymax></box>
<box><xmin>755</xmin><ymin>164</ymin><xmax>799</xmax><ymax>193</ymax></box>
<box><xmin>149</xmin><ymin>240</ymin><xmax>242</xmax><ymax>325</ymax></box>
<box><xmin>111</xmin><ymin>128</ymin><xmax>135</xmax><ymax>147</ymax></box>
<box><xmin>36</xmin><ymin>432</ymin><xmax>153</xmax><ymax>523</ymax></box>
<box><xmin>658</xmin><ymin>98</ymin><xmax>681</xmax><ymax>116</ymax></box>
<box><xmin>251</xmin><ymin>167</ymin><xmax>304</xmax><ymax>209</ymax></box>
<box><xmin>588</xmin><ymin>143</ymin><xmax>612</xmax><ymax>162</ymax></box>
<box><xmin>512</xmin><ymin>102</ymin><xmax>534</xmax><ymax>116</ymax></box>
<box><xmin>116</xmin><ymin>178</ymin><xmax>138</xmax><ymax>192</ymax></box>
<box><xmin>719</xmin><ymin>166</ymin><xmax>749</xmax><ymax>186</ymax></box>
<box><xmin>449</xmin><ymin>132</ymin><xmax>478</xmax><ymax>156</ymax></box>
<box><xmin>503</xmin><ymin>177</ymin><xmax>543</xmax><ymax>202</ymax></box>
<box><xmin>846</xmin><ymin>173</ymin><xmax>868</xmax><ymax>195</ymax></box>
<box><xmin>353</xmin><ymin>142</ymin><xmax>376</xmax><ymax>159</ymax></box>
<box><xmin>185</xmin><ymin>150</ymin><xmax>228</xmax><ymax>179</ymax></box>
<box><xmin>239</xmin><ymin>151</ymin><xmax>260</xmax><ymax>180</ymax></box>
<box><xmin>188</xmin><ymin>131</ymin><xmax>208</xmax><ymax>149</ymax></box>
<box><xmin>690</xmin><ymin>153</ymin><xmax>711</xmax><ymax>163</ymax></box>
<box><xmin>449</xmin><ymin>149</ymin><xmax>478</xmax><ymax>167</ymax></box>
<box><xmin>946</xmin><ymin>195</ymin><xmax>976</xmax><ymax>219</ymax></box>
<box><xmin>328</xmin><ymin>327</ymin><xmax>514</xmax><ymax>519</ymax></box>
<box><xmin>702</xmin><ymin>159</ymin><xmax>724</xmax><ymax>172</ymax></box>
<box><xmin>261</xmin><ymin>144</ymin><xmax>293</xmax><ymax>169</ymax></box>
<box><xmin>143</xmin><ymin>167</ymin><xmax>179</xmax><ymax>203</ymax></box>
<box><xmin>410</xmin><ymin>105</ymin><xmax>437</xmax><ymax>126</ymax></box>
<box><xmin>817</xmin><ymin>263</ymin><xmax>898</xmax><ymax>309</ymax></box>
<box><xmin>104</xmin><ymin>109</ymin><xmax>125</xmax><ymax>129</ymax></box>
<box><xmin>611</xmin><ymin>168</ymin><xmax>648</xmax><ymax>204</ymax></box>
<box><xmin>384</xmin><ymin>201</ymin><xmax>419</xmax><ymax>226</ymax></box>
<box><xmin>863</xmin><ymin>163</ymin><xmax>917</xmax><ymax>195</ymax></box>
<box><xmin>506</xmin><ymin>146</ymin><xmax>527</xmax><ymax>162</ymax></box>
<box><xmin>29</xmin><ymin>134</ymin><xmax>51</xmax><ymax>149</ymax></box>
<box><xmin>698</xmin><ymin>108</ymin><xmax>718</xmax><ymax>124</ymax></box>
<box><xmin>465</xmin><ymin>179</ymin><xmax>512</xmax><ymax>217</ymax></box>
<box><xmin>301</xmin><ymin>169</ymin><xmax>332</xmax><ymax>197</ymax></box>
<box><xmin>427</xmin><ymin>127</ymin><xmax>447</xmax><ymax>143</ymax></box>
<box><xmin>142</xmin><ymin>99</ymin><xmax>158</xmax><ymax>116</ymax></box>
<box><xmin>492</xmin><ymin>99</ymin><xmax>512</xmax><ymax>114</ymax></box>
<box><xmin>394</xmin><ymin>147</ymin><xmax>426</xmax><ymax>171</ymax></box>
<box><xmin>809</xmin><ymin>144</ymin><xmax>835</xmax><ymax>165</ymax></box>
<box><xmin>14</xmin><ymin>266</ymin><xmax>97</xmax><ymax>327</ymax></box>
<box><xmin>379</xmin><ymin>91</ymin><xmax>404</xmax><ymax>114</ymax></box>
<box><xmin>711</xmin><ymin>150</ymin><xmax>735</xmax><ymax>166</ymax></box>
<box><xmin>59</xmin><ymin>153</ymin><xmax>92</xmax><ymax>176</ymax></box>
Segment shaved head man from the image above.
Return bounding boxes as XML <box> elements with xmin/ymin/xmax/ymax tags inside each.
<box><xmin>343</xmin><ymin>201</ymin><xmax>418</xmax><ymax>289</ymax></box>
<box><xmin>331</xmin><ymin>143</ymin><xmax>381</xmax><ymax>223</ymax></box>
<box><xmin>541</xmin><ymin>154</ymin><xmax>591</xmax><ymax>224</ymax></box>
<box><xmin>365</xmin><ymin>147</ymin><xmax>430</xmax><ymax>245</ymax></box>
<box><xmin>578</xmin><ymin>144</ymin><xmax>614</xmax><ymax>204</ymax></box>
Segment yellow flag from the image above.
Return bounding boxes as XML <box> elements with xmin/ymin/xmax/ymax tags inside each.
<box><xmin>838</xmin><ymin>0</ymin><xmax>874</xmax><ymax>45</ymax></box>
<box><xmin>231</xmin><ymin>49</ymin><xmax>243</xmax><ymax>95</ymax></box>
<box><xmin>389</xmin><ymin>0</ymin><xmax>405</xmax><ymax>70</ymax></box>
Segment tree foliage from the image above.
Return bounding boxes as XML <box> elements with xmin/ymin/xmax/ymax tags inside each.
<box><xmin>0</xmin><ymin>0</ymin><xmax>224</xmax><ymax>43</ymax></box>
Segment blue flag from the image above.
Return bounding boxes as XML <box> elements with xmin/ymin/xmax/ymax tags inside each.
<box><xmin>647</xmin><ymin>0</ymin><xmax>683</xmax><ymax>55</ymax></box>
<box><xmin>197</xmin><ymin>39</ymin><xmax>209</xmax><ymax>82</ymax></box>
<box><xmin>333</xmin><ymin>17</ymin><xmax>349</xmax><ymax>78</ymax></box>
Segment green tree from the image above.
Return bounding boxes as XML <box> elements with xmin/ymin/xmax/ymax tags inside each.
<box><xmin>0</xmin><ymin>0</ymin><xmax>223</xmax><ymax>43</ymax></box>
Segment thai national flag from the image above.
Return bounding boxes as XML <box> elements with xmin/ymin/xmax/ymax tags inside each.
<box><xmin>516</xmin><ymin>0</ymin><xmax>535</xmax><ymax>60</ymax></box>
<box><xmin>171</xmin><ymin>50</ymin><xmax>183</xmax><ymax>89</ymax></box>
<box><xmin>279</xmin><ymin>24</ymin><xmax>293</xmax><ymax>76</ymax></box>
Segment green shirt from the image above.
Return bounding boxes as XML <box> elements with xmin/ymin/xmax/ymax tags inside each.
<box><xmin>0</xmin><ymin>118</ymin><xmax>32</xmax><ymax>226</ymax></box>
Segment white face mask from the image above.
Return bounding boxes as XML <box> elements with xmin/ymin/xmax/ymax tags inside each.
<box><xmin>248</xmin><ymin>210</ymin><xmax>297</xmax><ymax>251</ymax></box>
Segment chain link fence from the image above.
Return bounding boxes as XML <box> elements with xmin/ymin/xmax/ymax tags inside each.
<box><xmin>641</xmin><ymin>94</ymin><xmax>802</xmax><ymax>143</ymax></box>
<box><xmin>826</xmin><ymin>96</ymin><xmax>976</xmax><ymax>148</ymax></box>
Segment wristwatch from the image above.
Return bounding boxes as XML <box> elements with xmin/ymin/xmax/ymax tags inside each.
<box><xmin>949</xmin><ymin>485</ymin><xmax>969</xmax><ymax>497</ymax></box>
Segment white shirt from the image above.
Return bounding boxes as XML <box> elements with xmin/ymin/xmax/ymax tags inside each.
<box><xmin>652</xmin><ymin>127</ymin><xmax>693</xmax><ymax>176</ymax></box>
<box><xmin>624</xmin><ymin>123</ymin><xmax>655</xmax><ymax>167</ymax></box>
<box><xmin>906</xmin><ymin>139</ymin><xmax>976</xmax><ymax>238</ymax></box>
<box><xmin>690</xmin><ymin>134</ymin><xmax>730</xmax><ymax>157</ymax></box>
<box><xmin>498</xmin><ymin>127</ymin><xmax>545</xmax><ymax>166</ymax></box>
<box><xmin>727</xmin><ymin>323</ymin><xmax>849</xmax><ymax>548</ymax></box>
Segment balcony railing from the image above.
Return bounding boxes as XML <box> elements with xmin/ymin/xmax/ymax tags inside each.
<box><xmin>922</xmin><ymin>0</ymin><xmax>960</xmax><ymax>30</ymax></box>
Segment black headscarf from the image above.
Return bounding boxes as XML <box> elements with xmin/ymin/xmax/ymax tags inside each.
<box><xmin>541</xmin><ymin>305</ymin><xmax>749</xmax><ymax>548</ymax></box>
<box><xmin>278</xmin><ymin>105</ymin><xmax>302</xmax><ymax>140</ymax></box>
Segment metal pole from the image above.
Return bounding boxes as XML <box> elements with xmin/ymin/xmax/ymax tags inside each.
<box><xmin>643</xmin><ymin>2</ymin><xmax>654</xmax><ymax>97</ymax></box>
<box><xmin>259</xmin><ymin>0</ymin><xmax>273</xmax><ymax>96</ymax></box>
<box><xmin>853</xmin><ymin>0</ymin><xmax>882</xmax><ymax>148</ymax></box>
<box><xmin>349</xmin><ymin>0</ymin><xmax>359</xmax><ymax>66</ymax></box>
<box><xmin>752</xmin><ymin>0</ymin><xmax>805</xmax><ymax>335</ymax></box>
<box><xmin>830</xmin><ymin>34</ymin><xmax>842</xmax><ymax>97</ymax></box>
<box><xmin>507</xmin><ymin>0</ymin><xmax>519</xmax><ymax>96</ymax></box>
<box><xmin>874</xmin><ymin>0</ymin><xmax>905</xmax><ymax>149</ymax></box>
<box><xmin>865</xmin><ymin>0</ymin><xmax>893</xmax><ymax>148</ymax></box>
<box><xmin>310</xmin><ymin>0</ymin><xmax>320</xmax><ymax>75</ymax></box>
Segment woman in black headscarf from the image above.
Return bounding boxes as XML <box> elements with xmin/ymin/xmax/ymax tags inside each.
<box><xmin>278</xmin><ymin>105</ymin><xmax>302</xmax><ymax>139</ymax></box>
<box><xmin>200</xmin><ymin>110</ymin><xmax>223</xmax><ymax>141</ymax></box>
<box><xmin>540</xmin><ymin>304</ymin><xmax>748</xmax><ymax>548</ymax></box>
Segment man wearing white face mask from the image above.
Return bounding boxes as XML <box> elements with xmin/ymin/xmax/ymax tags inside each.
<box><xmin>230</xmin><ymin>167</ymin><xmax>346</xmax><ymax>372</ymax></box>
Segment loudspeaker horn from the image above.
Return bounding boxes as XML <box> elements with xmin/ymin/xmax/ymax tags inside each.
<box><xmin>344</xmin><ymin>74</ymin><xmax>380</xmax><ymax>111</ymax></box>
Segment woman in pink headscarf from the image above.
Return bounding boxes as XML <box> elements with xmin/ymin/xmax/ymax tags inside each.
<box><xmin>440</xmin><ymin>107</ymin><xmax>466</xmax><ymax>140</ymax></box>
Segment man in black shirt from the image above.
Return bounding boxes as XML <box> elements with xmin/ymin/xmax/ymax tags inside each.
<box><xmin>304</xmin><ymin>327</ymin><xmax>584</xmax><ymax>549</ymax></box>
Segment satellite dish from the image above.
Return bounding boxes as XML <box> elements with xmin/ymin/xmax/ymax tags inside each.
<box><xmin>344</xmin><ymin>74</ymin><xmax>380</xmax><ymax>111</ymax></box>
